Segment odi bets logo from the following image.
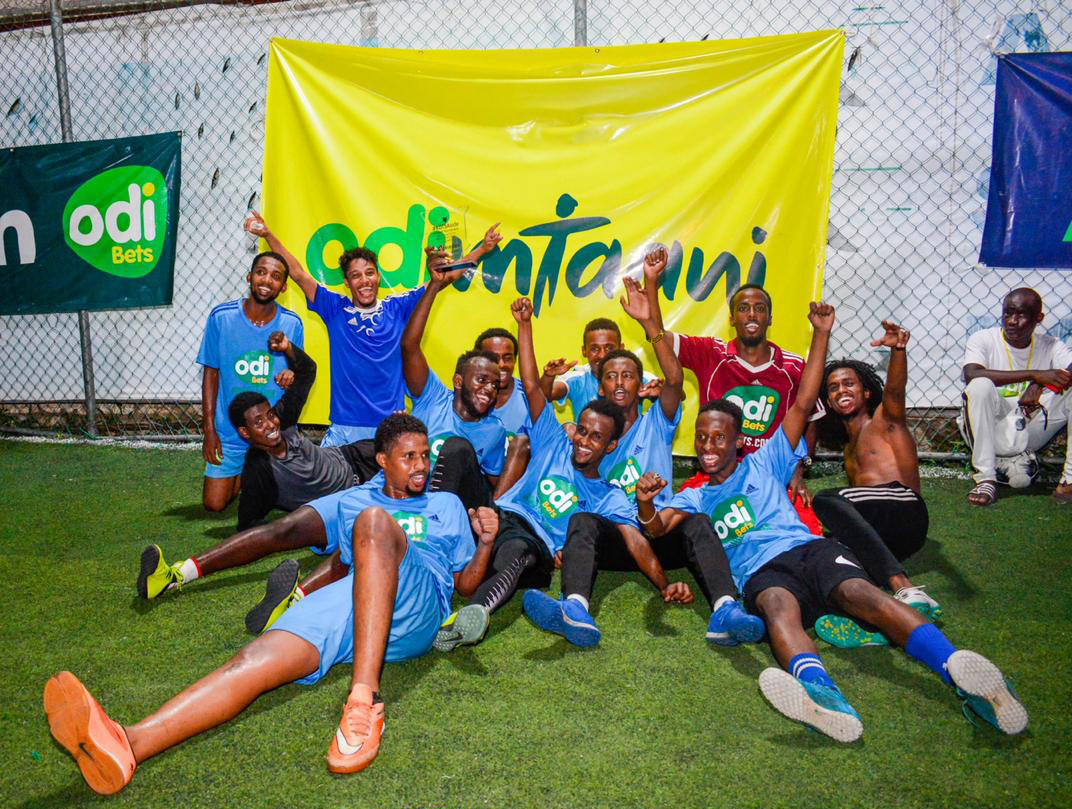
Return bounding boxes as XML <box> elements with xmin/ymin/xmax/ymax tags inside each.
<box><xmin>536</xmin><ymin>476</ymin><xmax>579</xmax><ymax>520</ymax></box>
<box><xmin>63</xmin><ymin>165</ymin><xmax>167</xmax><ymax>278</ymax></box>
<box><xmin>429</xmin><ymin>433</ymin><xmax>454</xmax><ymax>467</ymax></box>
<box><xmin>391</xmin><ymin>511</ymin><xmax>428</xmax><ymax>543</ymax></box>
<box><xmin>723</xmin><ymin>386</ymin><xmax>780</xmax><ymax>437</ymax></box>
<box><xmin>234</xmin><ymin>350</ymin><xmax>272</xmax><ymax>386</ymax></box>
<box><xmin>710</xmin><ymin>496</ymin><xmax>756</xmax><ymax>547</ymax></box>
<box><xmin>607</xmin><ymin>457</ymin><xmax>642</xmax><ymax>499</ymax></box>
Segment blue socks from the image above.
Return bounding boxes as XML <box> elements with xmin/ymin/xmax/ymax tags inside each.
<box><xmin>789</xmin><ymin>653</ymin><xmax>838</xmax><ymax>691</ymax></box>
<box><xmin>905</xmin><ymin>623</ymin><xmax>956</xmax><ymax>685</ymax></box>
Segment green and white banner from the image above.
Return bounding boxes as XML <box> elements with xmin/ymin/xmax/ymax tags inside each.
<box><xmin>0</xmin><ymin>132</ymin><xmax>180</xmax><ymax>315</ymax></box>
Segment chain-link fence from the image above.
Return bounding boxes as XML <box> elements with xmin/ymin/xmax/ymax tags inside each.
<box><xmin>1</xmin><ymin>0</ymin><xmax>1070</xmax><ymax>455</ymax></box>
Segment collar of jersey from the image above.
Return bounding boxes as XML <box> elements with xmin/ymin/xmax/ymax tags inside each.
<box><xmin>726</xmin><ymin>339</ymin><xmax>781</xmax><ymax>373</ymax></box>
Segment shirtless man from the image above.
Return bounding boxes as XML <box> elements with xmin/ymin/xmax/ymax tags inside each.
<box><xmin>811</xmin><ymin>321</ymin><xmax>939</xmax><ymax>647</ymax></box>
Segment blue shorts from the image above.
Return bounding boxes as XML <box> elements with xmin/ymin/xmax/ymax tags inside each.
<box><xmin>305</xmin><ymin>490</ymin><xmax>349</xmax><ymax>556</ymax></box>
<box><xmin>322</xmin><ymin>423</ymin><xmax>377</xmax><ymax>447</ymax></box>
<box><xmin>270</xmin><ymin>543</ymin><xmax>449</xmax><ymax>685</ymax></box>
<box><xmin>203</xmin><ymin>438</ymin><xmax>247</xmax><ymax>479</ymax></box>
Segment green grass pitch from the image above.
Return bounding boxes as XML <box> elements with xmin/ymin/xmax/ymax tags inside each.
<box><xmin>1</xmin><ymin>440</ymin><xmax>1071</xmax><ymax>808</ymax></box>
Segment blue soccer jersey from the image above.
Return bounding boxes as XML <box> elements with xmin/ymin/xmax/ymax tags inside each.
<box><xmin>411</xmin><ymin>371</ymin><xmax>507</xmax><ymax>476</ymax></box>
<box><xmin>599</xmin><ymin>400</ymin><xmax>681</xmax><ymax>508</ymax></box>
<box><xmin>556</xmin><ymin>366</ymin><xmax>657</xmax><ymax>421</ymax></box>
<box><xmin>307</xmin><ymin>285</ymin><xmax>423</xmax><ymax>429</ymax></box>
<box><xmin>667</xmin><ymin>427</ymin><xmax>815</xmax><ymax>592</ymax></box>
<box><xmin>496</xmin><ymin>405</ymin><xmax>638</xmax><ymax>554</ymax></box>
<box><xmin>196</xmin><ymin>299</ymin><xmax>305</xmax><ymax>454</ymax></box>
<box><xmin>494</xmin><ymin>378</ymin><xmax>532</xmax><ymax>438</ymax></box>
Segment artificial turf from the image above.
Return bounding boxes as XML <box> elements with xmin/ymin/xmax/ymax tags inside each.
<box><xmin>1</xmin><ymin>439</ymin><xmax>1070</xmax><ymax>809</ymax></box>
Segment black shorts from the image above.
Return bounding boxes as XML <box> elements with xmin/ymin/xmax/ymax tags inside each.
<box><xmin>340</xmin><ymin>439</ymin><xmax>379</xmax><ymax>483</ymax></box>
<box><xmin>493</xmin><ymin>509</ymin><xmax>554</xmax><ymax>589</ymax></box>
<box><xmin>832</xmin><ymin>483</ymin><xmax>928</xmax><ymax>561</ymax></box>
<box><xmin>743</xmin><ymin>537</ymin><xmax>872</xmax><ymax>627</ymax></box>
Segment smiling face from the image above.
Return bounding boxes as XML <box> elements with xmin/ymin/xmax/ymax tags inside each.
<box><xmin>825</xmin><ymin>367</ymin><xmax>868</xmax><ymax>417</ymax></box>
<box><xmin>1001</xmin><ymin>289</ymin><xmax>1043</xmax><ymax>349</ymax></box>
<box><xmin>377</xmin><ymin>431</ymin><xmax>431</xmax><ymax>497</ymax></box>
<box><xmin>582</xmin><ymin>328</ymin><xmax>621</xmax><ymax>374</ymax></box>
<box><xmin>570</xmin><ymin>408</ymin><xmax>619</xmax><ymax>472</ymax></box>
<box><xmin>478</xmin><ymin>336</ymin><xmax>517</xmax><ymax>392</ymax></box>
<box><xmin>246</xmin><ymin>256</ymin><xmax>288</xmax><ymax>305</ymax></box>
<box><xmin>454</xmin><ymin>357</ymin><xmax>500</xmax><ymax>420</ymax></box>
<box><xmin>598</xmin><ymin>356</ymin><xmax>641</xmax><ymax>413</ymax></box>
<box><xmin>343</xmin><ymin>257</ymin><xmax>380</xmax><ymax>307</ymax></box>
<box><xmin>730</xmin><ymin>288</ymin><xmax>771</xmax><ymax>348</ymax></box>
<box><xmin>237</xmin><ymin>401</ymin><xmax>284</xmax><ymax>451</ymax></box>
<box><xmin>694</xmin><ymin>410</ymin><xmax>744</xmax><ymax>478</ymax></box>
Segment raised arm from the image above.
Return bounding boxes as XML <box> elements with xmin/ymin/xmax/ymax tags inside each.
<box><xmin>511</xmin><ymin>297</ymin><xmax>548</xmax><ymax>423</ymax></box>
<box><xmin>871</xmin><ymin>320</ymin><xmax>909</xmax><ymax>424</ymax></box>
<box><xmin>266</xmin><ymin>331</ymin><xmax>316</xmax><ymax>431</ymax></box>
<box><xmin>399</xmin><ymin>248</ymin><xmax>467</xmax><ymax>398</ymax></box>
<box><xmin>621</xmin><ymin>267</ymin><xmax>683</xmax><ymax>420</ymax></box>
<box><xmin>539</xmin><ymin>358</ymin><xmax>577</xmax><ymax>404</ymax></box>
<box><xmin>244</xmin><ymin>211</ymin><xmax>318</xmax><ymax>302</ymax></box>
<box><xmin>642</xmin><ymin>246</ymin><xmax>668</xmax><ymax>334</ymax></box>
<box><xmin>781</xmin><ymin>302</ymin><xmax>835</xmax><ymax>447</ymax></box>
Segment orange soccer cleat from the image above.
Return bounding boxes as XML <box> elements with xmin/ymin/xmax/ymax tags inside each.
<box><xmin>326</xmin><ymin>683</ymin><xmax>385</xmax><ymax>774</ymax></box>
<box><xmin>43</xmin><ymin>671</ymin><xmax>136</xmax><ymax>795</ymax></box>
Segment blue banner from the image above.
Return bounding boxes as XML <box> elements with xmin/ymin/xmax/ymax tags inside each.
<box><xmin>980</xmin><ymin>52</ymin><xmax>1072</xmax><ymax>269</ymax></box>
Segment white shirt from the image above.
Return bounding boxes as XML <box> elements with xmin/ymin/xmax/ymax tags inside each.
<box><xmin>963</xmin><ymin>327</ymin><xmax>1072</xmax><ymax>397</ymax></box>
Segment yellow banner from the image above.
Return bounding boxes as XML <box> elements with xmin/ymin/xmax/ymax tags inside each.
<box><xmin>263</xmin><ymin>32</ymin><xmax>843</xmax><ymax>452</ymax></box>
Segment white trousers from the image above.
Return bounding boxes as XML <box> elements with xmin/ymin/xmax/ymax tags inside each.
<box><xmin>957</xmin><ymin>377</ymin><xmax>1072</xmax><ymax>484</ymax></box>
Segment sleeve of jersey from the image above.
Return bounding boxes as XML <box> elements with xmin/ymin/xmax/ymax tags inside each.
<box><xmin>289</xmin><ymin>314</ymin><xmax>305</xmax><ymax>350</ymax></box>
<box><xmin>411</xmin><ymin>371</ymin><xmax>450</xmax><ymax>419</ymax></box>
<box><xmin>1052</xmin><ymin>338</ymin><xmax>1072</xmax><ymax>370</ymax></box>
<box><xmin>396</xmin><ymin>286</ymin><xmax>425</xmax><ymax>321</ymax></box>
<box><xmin>306</xmin><ymin>285</ymin><xmax>339</xmax><ymax>321</ymax></box>
<box><xmin>675</xmin><ymin>334</ymin><xmax>715</xmax><ymax>371</ymax></box>
<box><xmin>481</xmin><ymin>424</ymin><xmax>507</xmax><ymax>476</ymax></box>
<box><xmin>667</xmin><ymin>487</ymin><xmax>701</xmax><ymax>514</ymax></box>
<box><xmin>196</xmin><ymin>312</ymin><xmax>220</xmax><ymax>368</ymax></box>
<box><xmin>444</xmin><ymin>496</ymin><xmax>476</xmax><ymax>572</ymax></box>
<box><xmin>962</xmin><ymin>330</ymin><xmax>990</xmax><ymax>369</ymax></box>
<box><xmin>752</xmin><ymin>426</ymin><xmax>807</xmax><ymax>485</ymax></box>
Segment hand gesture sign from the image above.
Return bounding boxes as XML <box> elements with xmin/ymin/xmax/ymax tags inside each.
<box><xmin>643</xmin><ymin>246</ymin><xmax>668</xmax><ymax>286</ymax></box>
<box><xmin>870</xmin><ymin>320</ymin><xmax>910</xmax><ymax>350</ymax></box>
<box><xmin>511</xmin><ymin>297</ymin><xmax>533</xmax><ymax>323</ymax></box>
<box><xmin>274</xmin><ymin>369</ymin><xmax>294</xmax><ymax>389</ymax></box>
<box><xmin>244</xmin><ymin>210</ymin><xmax>269</xmax><ymax>237</ymax></box>
<box><xmin>542</xmin><ymin>357</ymin><xmax>578</xmax><ymax>378</ymax></box>
<box><xmin>808</xmin><ymin>301</ymin><xmax>835</xmax><ymax>334</ymax></box>
<box><xmin>635</xmin><ymin>472</ymin><xmax>667</xmax><ymax>507</ymax></box>
<box><xmin>267</xmin><ymin>330</ymin><xmax>290</xmax><ymax>354</ymax></box>
<box><xmin>619</xmin><ymin>276</ymin><xmax>651</xmax><ymax>323</ymax></box>
<box><xmin>637</xmin><ymin>377</ymin><xmax>663</xmax><ymax>400</ymax></box>
<box><xmin>468</xmin><ymin>507</ymin><xmax>500</xmax><ymax>546</ymax></box>
<box><xmin>482</xmin><ymin>223</ymin><xmax>503</xmax><ymax>253</ymax></box>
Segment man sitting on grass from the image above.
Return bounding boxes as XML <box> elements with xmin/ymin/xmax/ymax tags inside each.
<box><xmin>44</xmin><ymin>413</ymin><xmax>498</xmax><ymax>794</ymax></box>
<box><xmin>638</xmin><ymin>302</ymin><xmax>1027</xmax><ymax>741</ymax></box>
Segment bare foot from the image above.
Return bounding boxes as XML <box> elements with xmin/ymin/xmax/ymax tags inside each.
<box><xmin>1054</xmin><ymin>482</ymin><xmax>1072</xmax><ymax>504</ymax></box>
<box><xmin>968</xmin><ymin>480</ymin><xmax>997</xmax><ymax>506</ymax></box>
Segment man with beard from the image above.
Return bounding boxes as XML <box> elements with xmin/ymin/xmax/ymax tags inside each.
<box><xmin>197</xmin><ymin>247</ymin><xmax>304</xmax><ymax>512</ymax></box>
<box><xmin>44</xmin><ymin>414</ymin><xmax>500</xmax><ymax>793</ymax></box>
<box><xmin>473</xmin><ymin>327</ymin><xmax>533</xmax><ymax>491</ymax></box>
<box><xmin>638</xmin><ymin>303</ymin><xmax>1027</xmax><ymax>742</ymax></box>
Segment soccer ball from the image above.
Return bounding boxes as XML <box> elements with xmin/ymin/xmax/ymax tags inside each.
<box><xmin>995</xmin><ymin>452</ymin><xmax>1039</xmax><ymax>489</ymax></box>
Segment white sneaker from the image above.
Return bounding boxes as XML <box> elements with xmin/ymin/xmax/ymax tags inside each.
<box><xmin>894</xmin><ymin>585</ymin><xmax>942</xmax><ymax>619</ymax></box>
<box><xmin>994</xmin><ymin>452</ymin><xmax>1039</xmax><ymax>489</ymax></box>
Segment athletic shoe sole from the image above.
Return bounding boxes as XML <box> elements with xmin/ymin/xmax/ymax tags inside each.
<box><xmin>758</xmin><ymin>668</ymin><xmax>864</xmax><ymax>743</ymax></box>
<box><xmin>433</xmin><ymin>604</ymin><xmax>490</xmax><ymax>652</ymax></box>
<box><xmin>947</xmin><ymin>650</ymin><xmax>1028</xmax><ymax>735</ymax></box>
<box><xmin>245</xmin><ymin>559</ymin><xmax>301</xmax><ymax>634</ymax></box>
<box><xmin>136</xmin><ymin>545</ymin><xmax>162</xmax><ymax>600</ymax></box>
<box><xmin>43</xmin><ymin>672</ymin><xmax>135</xmax><ymax>795</ymax></box>
<box><xmin>815</xmin><ymin>615</ymin><xmax>890</xmax><ymax>648</ymax></box>
<box><xmin>523</xmin><ymin>590</ymin><xmax>601</xmax><ymax>647</ymax></box>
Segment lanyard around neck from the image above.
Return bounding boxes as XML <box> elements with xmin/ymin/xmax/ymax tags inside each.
<box><xmin>1001</xmin><ymin>332</ymin><xmax>1033</xmax><ymax>371</ymax></box>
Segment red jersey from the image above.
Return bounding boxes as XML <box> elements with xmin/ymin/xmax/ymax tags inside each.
<box><xmin>675</xmin><ymin>334</ymin><xmax>809</xmax><ymax>455</ymax></box>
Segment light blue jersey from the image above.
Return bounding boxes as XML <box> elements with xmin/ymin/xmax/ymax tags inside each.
<box><xmin>411</xmin><ymin>371</ymin><xmax>507</xmax><ymax>475</ymax></box>
<box><xmin>496</xmin><ymin>405</ymin><xmax>638</xmax><ymax>554</ymax></box>
<box><xmin>667</xmin><ymin>427</ymin><xmax>814</xmax><ymax>592</ymax></box>
<box><xmin>494</xmin><ymin>378</ymin><xmax>532</xmax><ymax>439</ymax></box>
<box><xmin>556</xmin><ymin>366</ymin><xmax>657</xmax><ymax>421</ymax></box>
<box><xmin>196</xmin><ymin>299</ymin><xmax>305</xmax><ymax>460</ymax></box>
<box><xmin>307</xmin><ymin>286</ymin><xmax>423</xmax><ymax>429</ymax></box>
<box><xmin>599</xmin><ymin>400</ymin><xmax>681</xmax><ymax>508</ymax></box>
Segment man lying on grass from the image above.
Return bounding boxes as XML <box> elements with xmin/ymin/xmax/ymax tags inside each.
<box><xmin>44</xmin><ymin>414</ymin><xmax>499</xmax><ymax>794</ymax></box>
<box><xmin>636</xmin><ymin>302</ymin><xmax>1027</xmax><ymax>741</ymax></box>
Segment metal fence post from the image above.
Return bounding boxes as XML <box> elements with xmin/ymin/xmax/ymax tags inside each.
<box><xmin>47</xmin><ymin>0</ymin><xmax>98</xmax><ymax>436</ymax></box>
<box><xmin>573</xmin><ymin>0</ymin><xmax>587</xmax><ymax>47</ymax></box>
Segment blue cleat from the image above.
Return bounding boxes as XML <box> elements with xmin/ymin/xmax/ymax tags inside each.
<box><xmin>947</xmin><ymin>650</ymin><xmax>1027</xmax><ymax>735</ymax></box>
<box><xmin>523</xmin><ymin>590</ymin><xmax>601</xmax><ymax>647</ymax></box>
<box><xmin>707</xmin><ymin>599</ymin><xmax>765</xmax><ymax>646</ymax></box>
<box><xmin>758</xmin><ymin>668</ymin><xmax>864</xmax><ymax>742</ymax></box>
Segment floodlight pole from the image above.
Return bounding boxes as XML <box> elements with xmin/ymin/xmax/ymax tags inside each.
<box><xmin>48</xmin><ymin>0</ymin><xmax>98</xmax><ymax>437</ymax></box>
<box><xmin>573</xmin><ymin>0</ymin><xmax>586</xmax><ymax>46</ymax></box>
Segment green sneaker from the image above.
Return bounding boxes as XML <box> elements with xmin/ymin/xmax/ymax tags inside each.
<box><xmin>815</xmin><ymin>614</ymin><xmax>890</xmax><ymax>649</ymax></box>
<box><xmin>136</xmin><ymin>545</ymin><xmax>183</xmax><ymax>600</ymax></box>
<box><xmin>948</xmin><ymin>650</ymin><xmax>1027</xmax><ymax>735</ymax></box>
<box><xmin>245</xmin><ymin>560</ymin><xmax>301</xmax><ymax>634</ymax></box>
<box><xmin>433</xmin><ymin>604</ymin><xmax>490</xmax><ymax>652</ymax></box>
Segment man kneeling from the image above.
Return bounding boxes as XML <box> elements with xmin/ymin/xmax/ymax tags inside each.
<box><xmin>43</xmin><ymin>413</ymin><xmax>496</xmax><ymax>794</ymax></box>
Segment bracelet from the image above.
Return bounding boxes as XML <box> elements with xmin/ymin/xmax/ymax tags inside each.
<box><xmin>637</xmin><ymin>509</ymin><xmax>657</xmax><ymax>525</ymax></box>
<box><xmin>647</xmin><ymin>330</ymin><xmax>667</xmax><ymax>345</ymax></box>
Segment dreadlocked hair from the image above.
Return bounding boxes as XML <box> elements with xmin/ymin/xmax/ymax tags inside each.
<box><xmin>817</xmin><ymin>359</ymin><xmax>885</xmax><ymax>450</ymax></box>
